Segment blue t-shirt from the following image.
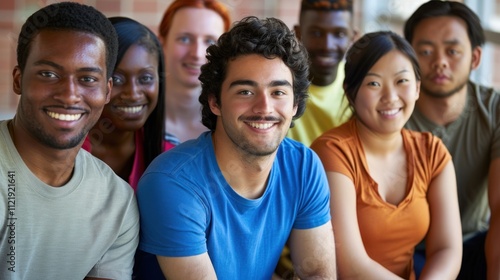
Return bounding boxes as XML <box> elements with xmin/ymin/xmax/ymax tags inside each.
<box><xmin>137</xmin><ymin>132</ymin><xmax>330</xmax><ymax>280</ymax></box>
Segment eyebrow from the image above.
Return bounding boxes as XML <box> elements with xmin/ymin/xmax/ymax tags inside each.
<box><xmin>34</xmin><ymin>60</ymin><xmax>104</xmax><ymax>74</ymax></box>
<box><xmin>415</xmin><ymin>38</ymin><xmax>460</xmax><ymax>46</ymax></box>
<box><xmin>366</xmin><ymin>69</ymin><xmax>409</xmax><ymax>77</ymax></box>
<box><xmin>228</xmin><ymin>79</ymin><xmax>292</xmax><ymax>88</ymax></box>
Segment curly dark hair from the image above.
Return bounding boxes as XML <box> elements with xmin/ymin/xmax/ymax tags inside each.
<box><xmin>16</xmin><ymin>2</ymin><xmax>118</xmax><ymax>79</ymax></box>
<box><xmin>404</xmin><ymin>0</ymin><xmax>484</xmax><ymax>49</ymax></box>
<box><xmin>198</xmin><ymin>16</ymin><xmax>310</xmax><ymax>131</ymax></box>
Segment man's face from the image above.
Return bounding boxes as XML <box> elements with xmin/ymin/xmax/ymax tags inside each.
<box><xmin>410</xmin><ymin>16</ymin><xmax>481</xmax><ymax>98</ymax></box>
<box><xmin>13</xmin><ymin>29</ymin><xmax>111</xmax><ymax>149</ymax></box>
<box><xmin>209</xmin><ymin>54</ymin><xmax>297</xmax><ymax>157</ymax></box>
<box><xmin>296</xmin><ymin>10</ymin><xmax>354</xmax><ymax>86</ymax></box>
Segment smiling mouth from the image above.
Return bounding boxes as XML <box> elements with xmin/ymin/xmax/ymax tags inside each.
<box><xmin>247</xmin><ymin>122</ymin><xmax>275</xmax><ymax>129</ymax></box>
<box><xmin>116</xmin><ymin>105</ymin><xmax>144</xmax><ymax>114</ymax></box>
<box><xmin>379</xmin><ymin>108</ymin><xmax>400</xmax><ymax>116</ymax></box>
<box><xmin>46</xmin><ymin>111</ymin><xmax>82</xmax><ymax>121</ymax></box>
<box><xmin>185</xmin><ymin>63</ymin><xmax>202</xmax><ymax>70</ymax></box>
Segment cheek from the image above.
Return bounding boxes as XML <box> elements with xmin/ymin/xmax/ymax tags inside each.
<box><xmin>109</xmin><ymin>87</ymin><xmax>122</xmax><ymax>100</ymax></box>
<box><xmin>147</xmin><ymin>86</ymin><xmax>159</xmax><ymax>107</ymax></box>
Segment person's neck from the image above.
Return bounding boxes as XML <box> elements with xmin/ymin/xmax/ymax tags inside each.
<box><xmin>310</xmin><ymin>66</ymin><xmax>339</xmax><ymax>87</ymax></box>
<box><xmin>89</xmin><ymin>125</ymin><xmax>136</xmax><ymax>181</ymax></box>
<box><xmin>165</xmin><ymin>82</ymin><xmax>208</xmax><ymax>142</ymax></box>
<box><xmin>212</xmin><ymin>130</ymin><xmax>275</xmax><ymax>200</ymax></box>
<box><xmin>89</xmin><ymin>124</ymin><xmax>135</xmax><ymax>150</ymax></box>
<box><xmin>165</xmin><ymin>80</ymin><xmax>202</xmax><ymax>111</ymax></box>
<box><xmin>416</xmin><ymin>85</ymin><xmax>468</xmax><ymax>126</ymax></box>
<box><xmin>355</xmin><ymin>118</ymin><xmax>403</xmax><ymax>157</ymax></box>
<box><xmin>8</xmin><ymin>118</ymin><xmax>79</xmax><ymax>187</ymax></box>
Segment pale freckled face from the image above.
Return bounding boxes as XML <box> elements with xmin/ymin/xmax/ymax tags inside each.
<box><xmin>163</xmin><ymin>7</ymin><xmax>225</xmax><ymax>89</ymax></box>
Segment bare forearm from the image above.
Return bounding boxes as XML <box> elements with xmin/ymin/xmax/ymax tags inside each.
<box><xmin>419</xmin><ymin>247</ymin><xmax>461</xmax><ymax>280</ymax></box>
<box><xmin>486</xmin><ymin>216</ymin><xmax>500</xmax><ymax>280</ymax></box>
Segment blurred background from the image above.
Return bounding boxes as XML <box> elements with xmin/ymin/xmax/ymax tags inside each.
<box><xmin>1</xmin><ymin>0</ymin><xmax>499</xmax><ymax>120</ymax></box>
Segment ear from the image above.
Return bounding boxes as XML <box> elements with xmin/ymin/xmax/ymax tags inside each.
<box><xmin>105</xmin><ymin>77</ymin><xmax>112</xmax><ymax>104</ymax></box>
<box><xmin>292</xmin><ymin>104</ymin><xmax>298</xmax><ymax>117</ymax></box>
<box><xmin>343</xmin><ymin>83</ymin><xmax>355</xmax><ymax>107</ymax></box>
<box><xmin>12</xmin><ymin>66</ymin><xmax>22</xmax><ymax>95</ymax></box>
<box><xmin>471</xmin><ymin>45</ymin><xmax>482</xmax><ymax>70</ymax></box>
<box><xmin>351</xmin><ymin>27</ymin><xmax>360</xmax><ymax>42</ymax></box>
<box><xmin>208</xmin><ymin>94</ymin><xmax>221</xmax><ymax>116</ymax></box>
<box><xmin>415</xmin><ymin>80</ymin><xmax>421</xmax><ymax>100</ymax></box>
<box><xmin>294</xmin><ymin>25</ymin><xmax>301</xmax><ymax>40</ymax></box>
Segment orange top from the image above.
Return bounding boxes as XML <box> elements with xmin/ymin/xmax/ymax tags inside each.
<box><xmin>311</xmin><ymin>119</ymin><xmax>451</xmax><ymax>279</ymax></box>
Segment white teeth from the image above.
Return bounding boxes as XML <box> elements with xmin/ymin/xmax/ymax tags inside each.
<box><xmin>318</xmin><ymin>56</ymin><xmax>336</xmax><ymax>63</ymax></box>
<box><xmin>116</xmin><ymin>106</ymin><xmax>143</xmax><ymax>114</ymax></box>
<box><xmin>379</xmin><ymin>109</ymin><xmax>400</xmax><ymax>116</ymax></box>
<box><xmin>47</xmin><ymin>111</ymin><xmax>82</xmax><ymax>121</ymax></box>
<box><xmin>248</xmin><ymin>122</ymin><xmax>273</xmax><ymax>129</ymax></box>
<box><xmin>185</xmin><ymin>64</ymin><xmax>200</xmax><ymax>70</ymax></box>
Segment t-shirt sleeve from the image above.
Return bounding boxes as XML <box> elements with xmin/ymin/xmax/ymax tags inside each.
<box><xmin>87</xmin><ymin>189</ymin><xmax>140</xmax><ymax>279</ymax></box>
<box><xmin>427</xmin><ymin>134</ymin><xmax>452</xmax><ymax>179</ymax></box>
<box><xmin>293</xmin><ymin>150</ymin><xmax>331</xmax><ymax>230</ymax></box>
<box><xmin>493</xmin><ymin>99</ymin><xmax>500</xmax><ymax>159</ymax></box>
<box><xmin>137</xmin><ymin>171</ymin><xmax>208</xmax><ymax>257</ymax></box>
<box><xmin>311</xmin><ymin>134</ymin><xmax>357</xmax><ymax>182</ymax></box>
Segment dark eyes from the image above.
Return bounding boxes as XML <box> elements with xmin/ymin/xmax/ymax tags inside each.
<box><xmin>112</xmin><ymin>74</ymin><xmax>155</xmax><ymax>86</ymax></box>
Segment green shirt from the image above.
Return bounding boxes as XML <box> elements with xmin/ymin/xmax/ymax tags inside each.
<box><xmin>405</xmin><ymin>81</ymin><xmax>500</xmax><ymax>237</ymax></box>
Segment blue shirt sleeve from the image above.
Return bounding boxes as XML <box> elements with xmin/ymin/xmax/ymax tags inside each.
<box><xmin>292</xmin><ymin>148</ymin><xmax>331</xmax><ymax>230</ymax></box>
<box><xmin>137</xmin><ymin>170</ymin><xmax>208</xmax><ymax>257</ymax></box>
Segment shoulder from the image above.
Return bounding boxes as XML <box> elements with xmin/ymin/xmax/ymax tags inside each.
<box><xmin>469</xmin><ymin>81</ymin><xmax>500</xmax><ymax>125</ymax></box>
<box><xmin>311</xmin><ymin>119</ymin><xmax>356</xmax><ymax>150</ymax></box>
<box><xmin>402</xmin><ymin>129</ymin><xmax>449</xmax><ymax>160</ymax></box>
<box><xmin>146</xmin><ymin>132</ymin><xmax>212</xmax><ymax>175</ymax></box>
<box><xmin>403</xmin><ymin>129</ymin><xmax>443</xmax><ymax>147</ymax></box>
<box><xmin>471</xmin><ymin>81</ymin><xmax>500</xmax><ymax>108</ymax></box>
<box><xmin>277</xmin><ymin>138</ymin><xmax>325</xmax><ymax>174</ymax></box>
<box><xmin>78</xmin><ymin>149</ymin><xmax>133</xmax><ymax>196</ymax></box>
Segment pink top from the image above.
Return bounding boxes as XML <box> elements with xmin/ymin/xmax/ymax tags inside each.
<box><xmin>82</xmin><ymin>130</ymin><xmax>174</xmax><ymax>191</ymax></box>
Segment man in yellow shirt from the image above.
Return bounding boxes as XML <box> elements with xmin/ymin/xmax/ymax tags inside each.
<box><xmin>287</xmin><ymin>0</ymin><xmax>358</xmax><ymax>147</ymax></box>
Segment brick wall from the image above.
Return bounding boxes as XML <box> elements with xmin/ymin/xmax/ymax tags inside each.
<box><xmin>0</xmin><ymin>0</ymin><xmax>302</xmax><ymax>119</ymax></box>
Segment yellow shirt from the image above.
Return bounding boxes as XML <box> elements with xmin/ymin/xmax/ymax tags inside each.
<box><xmin>287</xmin><ymin>61</ymin><xmax>352</xmax><ymax>146</ymax></box>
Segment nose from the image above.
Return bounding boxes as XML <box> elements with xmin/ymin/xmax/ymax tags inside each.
<box><xmin>53</xmin><ymin>78</ymin><xmax>81</xmax><ymax>105</ymax></box>
<box><xmin>120</xmin><ymin>80</ymin><xmax>142</xmax><ymax>101</ymax></box>
<box><xmin>190</xmin><ymin>38</ymin><xmax>208</xmax><ymax>59</ymax></box>
<box><xmin>252</xmin><ymin>92</ymin><xmax>273</xmax><ymax>115</ymax></box>
<box><xmin>432</xmin><ymin>51</ymin><xmax>449</xmax><ymax>70</ymax></box>
<box><xmin>381</xmin><ymin>85</ymin><xmax>399</xmax><ymax>103</ymax></box>
<box><xmin>325</xmin><ymin>33</ymin><xmax>339</xmax><ymax>51</ymax></box>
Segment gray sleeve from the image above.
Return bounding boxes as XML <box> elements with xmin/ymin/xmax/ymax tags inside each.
<box><xmin>87</xmin><ymin>194</ymin><xmax>140</xmax><ymax>279</ymax></box>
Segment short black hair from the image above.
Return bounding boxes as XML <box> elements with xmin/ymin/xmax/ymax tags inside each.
<box><xmin>198</xmin><ymin>16</ymin><xmax>310</xmax><ymax>131</ymax></box>
<box><xmin>17</xmin><ymin>2</ymin><xmax>118</xmax><ymax>79</ymax></box>
<box><xmin>404</xmin><ymin>0</ymin><xmax>484</xmax><ymax>48</ymax></box>
<box><xmin>344</xmin><ymin>31</ymin><xmax>421</xmax><ymax>108</ymax></box>
<box><xmin>108</xmin><ymin>16</ymin><xmax>166</xmax><ymax>168</ymax></box>
<box><xmin>300</xmin><ymin>0</ymin><xmax>353</xmax><ymax>12</ymax></box>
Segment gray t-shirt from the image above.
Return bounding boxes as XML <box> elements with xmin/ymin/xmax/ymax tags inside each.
<box><xmin>405</xmin><ymin>81</ymin><xmax>500</xmax><ymax>238</ymax></box>
<box><xmin>0</xmin><ymin>120</ymin><xmax>139</xmax><ymax>279</ymax></box>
